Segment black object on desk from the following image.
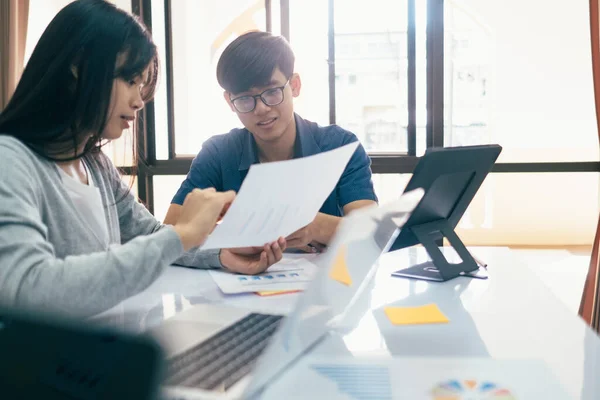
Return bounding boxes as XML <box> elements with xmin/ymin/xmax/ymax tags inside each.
<box><xmin>0</xmin><ymin>307</ymin><xmax>164</xmax><ymax>399</ymax></box>
<box><xmin>389</xmin><ymin>144</ymin><xmax>502</xmax><ymax>282</ymax></box>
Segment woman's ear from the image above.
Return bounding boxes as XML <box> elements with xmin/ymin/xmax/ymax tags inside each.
<box><xmin>290</xmin><ymin>73</ymin><xmax>301</xmax><ymax>98</ymax></box>
<box><xmin>70</xmin><ymin>65</ymin><xmax>78</xmax><ymax>79</ymax></box>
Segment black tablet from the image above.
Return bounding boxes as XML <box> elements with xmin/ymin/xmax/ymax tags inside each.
<box><xmin>389</xmin><ymin>144</ymin><xmax>502</xmax><ymax>281</ymax></box>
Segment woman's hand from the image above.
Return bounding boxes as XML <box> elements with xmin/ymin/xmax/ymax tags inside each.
<box><xmin>173</xmin><ymin>188</ymin><xmax>235</xmax><ymax>251</ymax></box>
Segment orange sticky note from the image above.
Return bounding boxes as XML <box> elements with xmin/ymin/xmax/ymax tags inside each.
<box><xmin>464</xmin><ymin>380</ymin><xmax>477</xmax><ymax>390</ymax></box>
<box><xmin>384</xmin><ymin>303</ymin><xmax>449</xmax><ymax>325</ymax></box>
<box><xmin>329</xmin><ymin>245</ymin><xmax>352</xmax><ymax>286</ymax></box>
<box><xmin>255</xmin><ymin>290</ymin><xmax>300</xmax><ymax>296</ymax></box>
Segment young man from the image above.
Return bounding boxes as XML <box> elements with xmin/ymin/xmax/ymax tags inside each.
<box><xmin>164</xmin><ymin>31</ymin><xmax>378</xmax><ymax>274</ymax></box>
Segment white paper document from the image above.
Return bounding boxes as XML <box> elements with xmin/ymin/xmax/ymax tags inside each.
<box><xmin>261</xmin><ymin>357</ymin><xmax>572</xmax><ymax>399</ymax></box>
<box><xmin>209</xmin><ymin>253</ymin><xmax>319</xmax><ymax>294</ymax></box>
<box><xmin>201</xmin><ymin>141</ymin><xmax>359</xmax><ymax>249</ymax></box>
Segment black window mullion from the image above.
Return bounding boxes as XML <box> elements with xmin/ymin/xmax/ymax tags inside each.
<box><xmin>327</xmin><ymin>0</ymin><xmax>336</xmax><ymax>125</ymax></box>
<box><xmin>133</xmin><ymin>163</ymin><xmax>154</xmax><ymax>214</ymax></box>
<box><xmin>407</xmin><ymin>0</ymin><xmax>417</xmax><ymax>156</ymax></box>
<box><xmin>426</xmin><ymin>0</ymin><xmax>444</xmax><ymax>148</ymax></box>
<box><xmin>164</xmin><ymin>0</ymin><xmax>176</xmax><ymax>160</ymax></box>
<box><xmin>137</xmin><ymin>0</ymin><xmax>156</xmax><ymax>165</ymax></box>
<box><xmin>131</xmin><ymin>0</ymin><xmax>155</xmax><ymax>210</ymax></box>
<box><xmin>127</xmin><ymin>159</ymin><xmax>600</xmax><ymax>177</ymax></box>
<box><xmin>134</xmin><ymin>106</ymin><xmax>155</xmax><ymax>212</ymax></box>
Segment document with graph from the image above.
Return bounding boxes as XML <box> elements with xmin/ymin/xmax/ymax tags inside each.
<box><xmin>200</xmin><ymin>141</ymin><xmax>359</xmax><ymax>250</ymax></box>
<box><xmin>259</xmin><ymin>357</ymin><xmax>572</xmax><ymax>400</ymax></box>
<box><xmin>208</xmin><ymin>253</ymin><xmax>319</xmax><ymax>294</ymax></box>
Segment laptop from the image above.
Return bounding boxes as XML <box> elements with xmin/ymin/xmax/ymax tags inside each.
<box><xmin>153</xmin><ymin>188</ymin><xmax>424</xmax><ymax>400</ymax></box>
<box><xmin>0</xmin><ymin>307</ymin><xmax>164</xmax><ymax>399</ymax></box>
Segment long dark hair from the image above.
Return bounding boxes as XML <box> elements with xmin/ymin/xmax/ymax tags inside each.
<box><xmin>0</xmin><ymin>0</ymin><xmax>158</xmax><ymax>162</ymax></box>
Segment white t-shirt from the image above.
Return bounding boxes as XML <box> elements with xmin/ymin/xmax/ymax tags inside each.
<box><xmin>57</xmin><ymin>162</ymin><xmax>109</xmax><ymax>248</ymax></box>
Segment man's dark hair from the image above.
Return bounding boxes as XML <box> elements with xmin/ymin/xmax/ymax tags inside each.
<box><xmin>216</xmin><ymin>31</ymin><xmax>295</xmax><ymax>94</ymax></box>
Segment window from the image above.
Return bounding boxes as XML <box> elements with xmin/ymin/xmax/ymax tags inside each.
<box><xmin>364</xmin><ymin>107</ymin><xmax>405</xmax><ymax>151</ymax></box>
<box><xmin>168</xmin><ymin>0</ymin><xmax>267</xmax><ymax>157</ymax></box>
<box><xmin>455</xmin><ymin>173</ymin><xmax>599</xmax><ymax>246</ymax></box>
<box><xmin>153</xmin><ymin>175</ymin><xmax>187</xmax><ymax>222</ymax></box>
<box><xmin>293</xmin><ymin>0</ymin><xmax>412</xmax><ymax>153</ymax></box>
<box><xmin>442</xmin><ymin>0</ymin><xmax>599</xmax><ymax>245</ymax></box>
<box><xmin>131</xmin><ymin>0</ymin><xmax>598</xmax><ymax>247</ymax></box>
<box><xmin>149</xmin><ymin>0</ymin><xmax>423</xmax><ymax>157</ymax></box>
<box><xmin>289</xmin><ymin>0</ymin><xmax>330</xmax><ymax>125</ymax></box>
<box><xmin>444</xmin><ymin>0</ymin><xmax>598</xmax><ymax>162</ymax></box>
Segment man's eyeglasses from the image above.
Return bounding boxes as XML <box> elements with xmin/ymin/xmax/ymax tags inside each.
<box><xmin>230</xmin><ymin>80</ymin><xmax>289</xmax><ymax>113</ymax></box>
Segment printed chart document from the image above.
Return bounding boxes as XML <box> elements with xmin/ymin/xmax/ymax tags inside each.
<box><xmin>201</xmin><ymin>141</ymin><xmax>359</xmax><ymax>249</ymax></box>
<box><xmin>209</xmin><ymin>253</ymin><xmax>319</xmax><ymax>294</ymax></box>
<box><xmin>261</xmin><ymin>357</ymin><xmax>572</xmax><ymax>399</ymax></box>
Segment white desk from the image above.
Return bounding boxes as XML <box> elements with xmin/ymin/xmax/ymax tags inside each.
<box><xmin>92</xmin><ymin>247</ymin><xmax>600</xmax><ymax>399</ymax></box>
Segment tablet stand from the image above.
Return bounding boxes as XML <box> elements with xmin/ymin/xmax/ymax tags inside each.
<box><xmin>391</xmin><ymin>218</ymin><xmax>488</xmax><ymax>282</ymax></box>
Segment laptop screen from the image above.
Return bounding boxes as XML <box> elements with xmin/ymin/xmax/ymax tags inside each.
<box><xmin>244</xmin><ymin>189</ymin><xmax>424</xmax><ymax>397</ymax></box>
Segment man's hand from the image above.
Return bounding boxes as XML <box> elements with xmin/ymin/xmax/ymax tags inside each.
<box><xmin>285</xmin><ymin>223</ymin><xmax>325</xmax><ymax>253</ymax></box>
<box><xmin>219</xmin><ymin>237</ymin><xmax>287</xmax><ymax>275</ymax></box>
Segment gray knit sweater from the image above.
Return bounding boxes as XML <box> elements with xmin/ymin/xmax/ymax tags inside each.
<box><xmin>0</xmin><ymin>135</ymin><xmax>221</xmax><ymax>318</ymax></box>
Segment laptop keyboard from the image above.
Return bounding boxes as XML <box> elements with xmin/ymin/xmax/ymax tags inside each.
<box><xmin>163</xmin><ymin>313</ymin><xmax>284</xmax><ymax>391</ymax></box>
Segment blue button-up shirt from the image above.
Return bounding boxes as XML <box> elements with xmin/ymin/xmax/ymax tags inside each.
<box><xmin>172</xmin><ymin>114</ymin><xmax>378</xmax><ymax>217</ymax></box>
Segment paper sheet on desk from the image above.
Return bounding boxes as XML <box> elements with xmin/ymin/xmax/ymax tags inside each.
<box><xmin>209</xmin><ymin>253</ymin><xmax>319</xmax><ymax>294</ymax></box>
<box><xmin>261</xmin><ymin>357</ymin><xmax>572</xmax><ymax>400</ymax></box>
<box><xmin>201</xmin><ymin>142</ymin><xmax>359</xmax><ymax>249</ymax></box>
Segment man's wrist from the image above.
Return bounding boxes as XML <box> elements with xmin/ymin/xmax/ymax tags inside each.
<box><xmin>313</xmin><ymin>213</ymin><xmax>339</xmax><ymax>244</ymax></box>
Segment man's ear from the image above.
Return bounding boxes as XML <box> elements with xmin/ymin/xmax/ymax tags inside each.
<box><xmin>223</xmin><ymin>91</ymin><xmax>236</xmax><ymax>112</ymax></box>
<box><xmin>290</xmin><ymin>73</ymin><xmax>301</xmax><ymax>98</ymax></box>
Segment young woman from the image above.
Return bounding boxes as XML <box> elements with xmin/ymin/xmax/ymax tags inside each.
<box><xmin>0</xmin><ymin>0</ymin><xmax>284</xmax><ymax>318</ymax></box>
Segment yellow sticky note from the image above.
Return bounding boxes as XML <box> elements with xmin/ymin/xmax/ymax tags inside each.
<box><xmin>329</xmin><ymin>245</ymin><xmax>352</xmax><ymax>286</ymax></box>
<box><xmin>255</xmin><ymin>290</ymin><xmax>300</xmax><ymax>297</ymax></box>
<box><xmin>384</xmin><ymin>303</ymin><xmax>449</xmax><ymax>325</ymax></box>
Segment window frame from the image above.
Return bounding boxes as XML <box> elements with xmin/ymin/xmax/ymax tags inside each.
<box><xmin>124</xmin><ymin>0</ymin><xmax>600</xmax><ymax>215</ymax></box>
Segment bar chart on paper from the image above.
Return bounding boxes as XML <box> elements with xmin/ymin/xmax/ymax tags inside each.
<box><xmin>310</xmin><ymin>364</ymin><xmax>393</xmax><ymax>400</ymax></box>
<box><xmin>209</xmin><ymin>254</ymin><xmax>319</xmax><ymax>294</ymax></box>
